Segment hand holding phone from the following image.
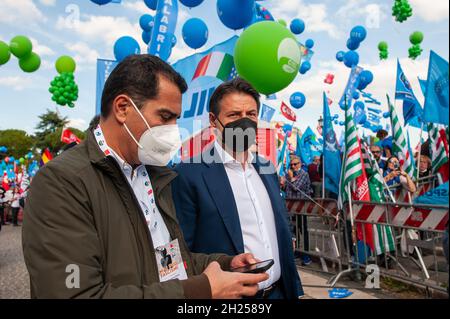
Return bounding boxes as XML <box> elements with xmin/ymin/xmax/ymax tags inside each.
<box><xmin>230</xmin><ymin>259</ymin><xmax>274</xmax><ymax>274</ymax></box>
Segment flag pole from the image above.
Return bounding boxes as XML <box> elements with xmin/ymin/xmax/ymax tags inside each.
<box><xmin>415</xmin><ymin>122</ymin><xmax>424</xmax><ymax>187</ymax></box>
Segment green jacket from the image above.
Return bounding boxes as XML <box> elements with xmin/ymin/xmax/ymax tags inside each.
<box><xmin>22</xmin><ymin>131</ymin><xmax>232</xmax><ymax>299</ymax></box>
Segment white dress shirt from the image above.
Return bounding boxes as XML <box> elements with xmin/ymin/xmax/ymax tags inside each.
<box><xmin>215</xmin><ymin>142</ymin><xmax>281</xmax><ymax>289</ymax></box>
<box><xmin>94</xmin><ymin>126</ymin><xmax>171</xmax><ymax>249</ymax></box>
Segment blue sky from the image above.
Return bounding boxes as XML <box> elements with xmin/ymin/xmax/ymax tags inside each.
<box><xmin>0</xmin><ymin>0</ymin><xmax>448</xmax><ymax>145</ymax></box>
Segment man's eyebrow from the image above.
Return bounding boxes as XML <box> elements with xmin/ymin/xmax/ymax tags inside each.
<box><xmin>158</xmin><ymin>108</ymin><xmax>180</xmax><ymax>118</ymax></box>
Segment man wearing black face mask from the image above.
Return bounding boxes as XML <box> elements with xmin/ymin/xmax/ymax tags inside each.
<box><xmin>172</xmin><ymin>78</ymin><xmax>304</xmax><ymax>299</ymax></box>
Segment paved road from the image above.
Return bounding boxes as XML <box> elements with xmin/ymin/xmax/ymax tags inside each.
<box><xmin>0</xmin><ymin>225</ymin><xmax>30</xmax><ymax>299</ymax></box>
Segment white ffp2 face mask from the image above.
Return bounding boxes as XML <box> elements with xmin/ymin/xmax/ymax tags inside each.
<box><xmin>123</xmin><ymin>98</ymin><xmax>181</xmax><ymax>167</ymax></box>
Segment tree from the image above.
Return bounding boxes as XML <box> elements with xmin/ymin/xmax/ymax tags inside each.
<box><xmin>0</xmin><ymin>129</ymin><xmax>35</xmax><ymax>159</ymax></box>
<box><xmin>34</xmin><ymin>109</ymin><xmax>86</xmax><ymax>154</ymax></box>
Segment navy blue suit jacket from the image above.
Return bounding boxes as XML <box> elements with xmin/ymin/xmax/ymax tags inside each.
<box><xmin>172</xmin><ymin>146</ymin><xmax>303</xmax><ymax>299</ymax></box>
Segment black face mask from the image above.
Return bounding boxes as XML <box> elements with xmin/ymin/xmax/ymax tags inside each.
<box><xmin>216</xmin><ymin>117</ymin><xmax>257</xmax><ymax>153</ymax></box>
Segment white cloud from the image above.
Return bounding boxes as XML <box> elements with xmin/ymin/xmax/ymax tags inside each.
<box><xmin>39</xmin><ymin>0</ymin><xmax>56</xmax><ymax>6</ymax></box>
<box><xmin>30</xmin><ymin>37</ymin><xmax>55</xmax><ymax>56</ymax></box>
<box><xmin>0</xmin><ymin>76</ymin><xmax>33</xmax><ymax>91</ymax></box>
<box><xmin>269</xmin><ymin>0</ymin><xmax>342</xmax><ymax>39</ymax></box>
<box><xmin>55</xmin><ymin>14</ymin><xmax>143</xmax><ymax>57</ymax></box>
<box><xmin>67</xmin><ymin>118</ymin><xmax>87</xmax><ymax>130</ymax></box>
<box><xmin>65</xmin><ymin>41</ymin><xmax>100</xmax><ymax>64</ymax></box>
<box><xmin>409</xmin><ymin>0</ymin><xmax>449</xmax><ymax>22</ymax></box>
<box><xmin>0</xmin><ymin>0</ymin><xmax>46</xmax><ymax>25</ymax></box>
<box><xmin>123</xmin><ymin>0</ymin><xmax>152</xmax><ymax>13</ymax></box>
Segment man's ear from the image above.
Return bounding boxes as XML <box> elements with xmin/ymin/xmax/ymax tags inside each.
<box><xmin>112</xmin><ymin>95</ymin><xmax>130</xmax><ymax>125</ymax></box>
<box><xmin>209</xmin><ymin>112</ymin><xmax>217</xmax><ymax>128</ymax></box>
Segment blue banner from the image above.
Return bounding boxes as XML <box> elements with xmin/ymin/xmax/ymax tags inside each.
<box><xmin>95</xmin><ymin>58</ymin><xmax>118</xmax><ymax>115</ymax></box>
<box><xmin>296</xmin><ymin>127</ymin><xmax>321</xmax><ymax>165</ymax></box>
<box><xmin>423</xmin><ymin>51</ymin><xmax>449</xmax><ymax>126</ymax></box>
<box><xmin>323</xmin><ymin>92</ymin><xmax>341</xmax><ymax>195</ymax></box>
<box><xmin>339</xmin><ymin>66</ymin><xmax>363</xmax><ymax>110</ymax></box>
<box><xmin>414</xmin><ymin>182</ymin><xmax>449</xmax><ymax>206</ymax></box>
<box><xmin>395</xmin><ymin>59</ymin><xmax>423</xmax><ymax>128</ymax></box>
<box><xmin>148</xmin><ymin>0</ymin><xmax>178</xmax><ymax>61</ymax></box>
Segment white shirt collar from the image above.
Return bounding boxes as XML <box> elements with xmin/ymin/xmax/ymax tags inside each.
<box><xmin>214</xmin><ymin>141</ymin><xmax>254</xmax><ymax>166</ymax></box>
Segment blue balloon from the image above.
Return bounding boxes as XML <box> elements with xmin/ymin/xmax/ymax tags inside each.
<box><xmin>346</xmin><ymin>38</ymin><xmax>359</xmax><ymax>51</ymax></box>
<box><xmin>90</xmin><ymin>0</ymin><xmax>112</xmax><ymax>5</ymax></box>
<box><xmin>217</xmin><ymin>0</ymin><xmax>255</xmax><ymax>30</ymax></box>
<box><xmin>142</xmin><ymin>30</ymin><xmax>151</xmax><ymax>44</ymax></box>
<box><xmin>139</xmin><ymin>14</ymin><xmax>154</xmax><ymax>32</ymax></box>
<box><xmin>182</xmin><ymin>18</ymin><xmax>208</xmax><ymax>49</ymax></box>
<box><xmin>144</xmin><ymin>0</ymin><xmax>157</xmax><ymax>10</ymax></box>
<box><xmin>113</xmin><ymin>36</ymin><xmax>141</xmax><ymax>62</ymax></box>
<box><xmin>305</xmin><ymin>39</ymin><xmax>314</xmax><ymax>49</ymax></box>
<box><xmin>282</xmin><ymin>124</ymin><xmax>293</xmax><ymax>132</ymax></box>
<box><xmin>339</xmin><ymin>121</ymin><xmax>345</xmax><ymax>126</ymax></box>
<box><xmin>353</xmin><ymin>91</ymin><xmax>360</xmax><ymax>100</ymax></box>
<box><xmin>299</xmin><ymin>61</ymin><xmax>311</xmax><ymax>74</ymax></box>
<box><xmin>290</xmin><ymin>92</ymin><xmax>306</xmax><ymax>109</ymax></box>
<box><xmin>290</xmin><ymin>19</ymin><xmax>305</xmax><ymax>35</ymax></box>
<box><xmin>334</xmin><ymin>120</ymin><xmax>339</xmax><ymax>125</ymax></box>
<box><xmin>343</xmin><ymin>51</ymin><xmax>359</xmax><ymax>68</ymax></box>
<box><xmin>336</xmin><ymin>51</ymin><xmax>345</xmax><ymax>62</ymax></box>
<box><xmin>171</xmin><ymin>34</ymin><xmax>177</xmax><ymax>48</ymax></box>
<box><xmin>354</xmin><ymin>101</ymin><xmax>365</xmax><ymax>110</ymax></box>
<box><xmin>350</xmin><ymin>25</ymin><xmax>367</xmax><ymax>43</ymax></box>
<box><xmin>358</xmin><ymin>70</ymin><xmax>374</xmax><ymax>89</ymax></box>
<box><xmin>180</xmin><ymin>0</ymin><xmax>204</xmax><ymax>8</ymax></box>
<box><xmin>383</xmin><ymin>112</ymin><xmax>390</xmax><ymax>118</ymax></box>
<box><xmin>333</xmin><ymin>114</ymin><xmax>339</xmax><ymax>119</ymax></box>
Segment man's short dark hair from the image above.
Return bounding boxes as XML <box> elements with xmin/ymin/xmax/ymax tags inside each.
<box><xmin>101</xmin><ymin>55</ymin><xmax>188</xmax><ymax>118</ymax></box>
<box><xmin>209</xmin><ymin>78</ymin><xmax>260</xmax><ymax>117</ymax></box>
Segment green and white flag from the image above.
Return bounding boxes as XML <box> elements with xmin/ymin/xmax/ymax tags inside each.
<box><xmin>387</xmin><ymin>95</ymin><xmax>415</xmax><ymax>178</ymax></box>
<box><xmin>428</xmin><ymin>123</ymin><xmax>449</xmax><ymax>174</ymax></box>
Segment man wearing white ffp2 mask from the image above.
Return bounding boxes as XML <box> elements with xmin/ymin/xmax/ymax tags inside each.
<box><xmin>23</xmin><ymin>55</ymin><xmax>268</xmax><ymax>299</ymax></box>
<box><xmin>123</xmin><ymin>97</ymin><xmax>181</xmax><ymax>167</ymax></box>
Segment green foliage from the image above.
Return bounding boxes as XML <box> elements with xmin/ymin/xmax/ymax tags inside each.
<box><xmin>0</xmin><ymin>129</ymin><xmax>35</xmax><ymax>159</ymax></box>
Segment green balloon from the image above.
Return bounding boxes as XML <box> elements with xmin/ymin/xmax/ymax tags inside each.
<box><xmin>18</xmin><ymin>52</ymin><xmax>41</xmax><ymax>72</ymax></box>
<box><xmin>9</xmin><ymin>36</ymin><xmax>33</xmax><ymax>58</ymax></box>
<box><xmin>0</xmin><ymin>41</ymin><xmax>11</xmax><ymax>65</ymax></box>
<box><xmin>19</xmin><ymin>157</ymin><xmax>25</xmax><ymax>164</ymax></box>
<box><xmin>234</xmin><ymin>21</ymin><xmax>301</xmax><ymax>95</ymax></box>
<box><xmin>410</xmin><ymin>31</ymin><xmax>424</xmax><ymax>45</ymax></box>
<box><xmin>55</xmin><ymin>56</ymin><xmax>76</xmax><ymax>74</ymax></box>
<box><xmin>278</xmin><ymin>19</ymin><xmax>287</xmax><ymax>27</ymax></box>
<box><xmin>54</xmin><ymin>90</ymin><xmax>61</xmax><ymax>97</ymax></box>
<box><xmin>51</xmin><ymin>95</ymin><xmax>57</xmax><ymax>102</ymax></box>
<box><xmin>378</xmin><ymin>41</ymin><xmax>388</xmax><ymax>51</ymax></box>
<box><xmin>49</xmin><ymin>86</ymin><xmax>56</xmax><ymax>93</ymax></box>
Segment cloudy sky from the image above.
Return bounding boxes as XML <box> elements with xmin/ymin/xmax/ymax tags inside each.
<box><xmin>0</xmin><ymin>0</ymin><xmax>448</xmax><ymax>144</ymax></box>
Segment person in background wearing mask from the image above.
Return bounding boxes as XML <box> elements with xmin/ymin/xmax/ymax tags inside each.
<box><xmin>172</xmin><ymin>78</ymin><xmax>303</xmax><ymax>299</ymax></box>
<box><xmin>22</xmin><ymin>55</ymin><xmax>267</xmax><ymax>299</ymax></box>
<box><xmin>417</xmin><ymin>155</ymin><xmax>432</xmax><ymax>179</ymax></box>
<box><xmin>383</xmin><ymin>156</ymin><xmax>416</xmax><ymax>192</ymax></box>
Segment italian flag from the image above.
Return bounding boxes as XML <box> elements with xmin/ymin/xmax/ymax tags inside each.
<box><xmin>428</xmin><ymin>123</ymin><xmax>449</xmax><ymax>183</ymax></box>
<box><xmin>192</xmin><ymin>52</ymin><xmax>234</xmax><ymax>82</ymax></box>
<box><xmin>340</xmin><ymin>107</ymin><xmax>375</xmax><ymax>251</ymax></box>
<box><xmin>387</xmin><ymin>95</ymin><xmax>415</xmax><ymax>178</ymax></box>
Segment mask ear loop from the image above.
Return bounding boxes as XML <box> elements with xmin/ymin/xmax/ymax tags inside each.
<box><xmin>123</xmin><ymin>123</ymin><xmax>143</xmax><ymax>149</ymax></box>
<box><xmin>123</xmin><ymin>98</ymin><xmax>151</xmax><ymax>150</ymax></box>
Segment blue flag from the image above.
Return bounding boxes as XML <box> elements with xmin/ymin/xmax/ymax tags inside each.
<box><xmin>148</xmin><ymin>0</ymin><xmax>178</xmax><ymax>61</ymax></box>
<box><xmin>296</xmin><ymin>127</ymin><xmax>320</xmax><ymax>165</ymax></box>
<box><xmin>395</xmin><ymin>59</ymin><xmax>424</xmax><ymax>128</ymax></box>
<box><xmin>423</xmin><ymin>51</ymin><xmax>449</xmax><ymax>125</ymax></box>
<box><xmin>277</xmin><ymin>136</ymin><xmax>289</xmax><ymax>177</ymax></box>
<box><xmin>95</xmin><ymin>59</ymin><xmax>118</xmax><ymax>115</ymax></box>
<box><xmin>418</xmin><ymin>77</ymin><xmax>427</xmax><ymax>97</ymax></box>
<box><xmin>259</xmin><ymin>104</ymin><xmax>276</xmax><ymax>123</ymax></box>
<box><xmin>414</xmin><ymin>182</ymin><xmax>449</xmax><ymax>206</ymax></box>
<box><xmin>323</xmin><ymin>92</ymin><xmax>341</xmax><ymax>195</ymax></box>
<box><xmin>339</xmin><ymin>66</ymin><xmax>363</xmax><ymax>110</ymax></box>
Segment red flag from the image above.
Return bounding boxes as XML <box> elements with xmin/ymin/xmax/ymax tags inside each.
<box><xmin>61</xmin><ymin>128</ymin><xmax>81</xmax><ymax>144</ymax></box>
<box><xmin>280</xmin><ymin>102</ymin><xmax>297</xmax><ymax>122</ymax></box>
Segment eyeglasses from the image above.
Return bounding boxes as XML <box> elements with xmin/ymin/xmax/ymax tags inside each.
<box><xmin>372</xmin><ymin>150</ymin><xmax>381</xmax><ymax>154</ymax></box>
<box><xmin>291</xmin><ymin>162</ymin><xmax>300</xmax><ymax>167</ymax></box>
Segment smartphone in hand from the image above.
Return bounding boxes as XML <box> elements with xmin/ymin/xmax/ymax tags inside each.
<box><xmin>230</xmin><ymin>259</ymin><xmax>274</xmax><ymax>274</ymax></box>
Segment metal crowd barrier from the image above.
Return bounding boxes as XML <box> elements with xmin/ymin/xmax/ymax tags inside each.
<box><xmin>286</xmin><ymin>196</ymin><xmax>449</xmax><ymax>295</ymax></box>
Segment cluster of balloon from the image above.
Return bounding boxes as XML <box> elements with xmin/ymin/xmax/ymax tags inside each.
<box><xmin>357</xmin><ymin>70</ymin><xmax>374</xmax><ymax>91</ymax></box>
<box><xmin>324</xmin><ymin>73</ymin><xmax>334</xmax><ymax>85</ymax></box>
<box><xmin>113</xmin><ymin>36</ymin><xmax>140</xmax><ymax>62</ymax></box>
<box><xmin>139</xmin><ymin>14</ymin><xmax>154</xmax><ymax>45</ymax></box>
<box><xmin>49</xmin><ymin>56</ymin><xmax>78</xmax><ymax>108</ymax></box>
<box><xmin>182</xmin><ymin>18</ymin><xmax>208</xmax><ymax>50</ymax></box>
<box><xmin>290</xmin><ymin>92</ymin><xmax>306</xmax><ymax>109</ymax></box>
<box><xmin>378</xmin><ymin>41</ymin><xmax>389</xmax><ymax>60</ymax></box>
<box><xmin>339</xmin><ymin>26</ymin><xmax>366</xmax><ymax>68</ymax></box>
<box><xmin>409</xmin><ymin>31</ymin><xmax>424</xmax><ymax>60</ymax></box>
<box><xmin>343</xmin><ymin>50</ymin><xmax>359</xmax><ymax>68</ymax></box>
<box><xmin>217</xmin><ymin>0</ymin><xmax>255</xmax><ymax>30</ymax></box>
<box><xmin>0</xmin><ymin>36</ymin><xmax>41</xmax><ymax>72</ymax></box>
<box><xmin>234</xmin><ymin>21</ymin><xmax>301</xmax><ymax>95</ymax></box>
<box><xmin>392</xmin><ymin>0</ymin><xmax>413</xmax><ymax>23</ymax></box>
